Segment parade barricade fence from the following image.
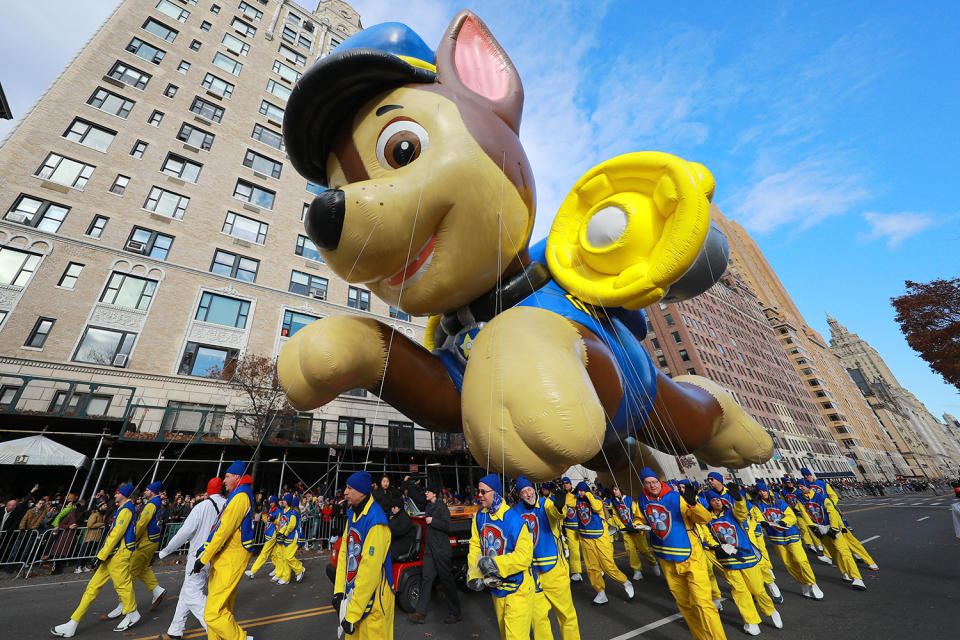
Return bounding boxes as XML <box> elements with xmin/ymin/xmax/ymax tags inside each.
<box><xmin>0</xmin><ymin>528</ymin><xmax>43</xmax><ymax>578</ymax></box>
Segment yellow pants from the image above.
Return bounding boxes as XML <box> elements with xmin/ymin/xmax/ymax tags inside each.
<box><xmin>721</xmin><ymin>564</ymin><xmax>774</xmax><ymax>626</ymax></box>
<box><xmin>536</xmin><ymin>561</ymin><xmax>579</xmax><ymax>640</ymax></box>
<box><xmin>844</xmin><ymin>531</ymin><xmax>876</xmax><ymax>565</ymax></box>
<box><xmin>771</xmin><ymin>541</ymin><xmax>815</xmax><ymax>585</ymax></box>
<box><xmin>623</xmin><ymin>532</ymin><xmax>656</xmax><ymax>569</ymax></box>
<box><xmin>491</xmin><ymin>576</ymin><xmax>535</xmax><ymax>640</ymax></box>
<box><xmin>705</xmin><ymin>553</ymin><xmax>722</xmax><ymax>600</ymax></box>
<box><xmin>349</xmin><ymin>581</ymin><xmax>395</xmax><ymax>640</ymax></box>
<box><xmin>753</xmin><ymin>535</ymin><xmax>774</xmax><ymax>584</ymax></box>
<box><xmin>820</xmin><ymin>532</ymin><xmax>860</xmax><ymax>579</ymax></box>
<box><xmin>563</xmin><ymin>528</ymin><xmax>581</xmax><ymax>575</ymax></box>
<box><xmin>659</xmin><ymin>554</ymin><xmax>726</xmax><ymax>640</ymax></box>
<box><xmin>71</xmin><ymin>549</ymin><xmax>136</xmax><ymax>622</ymax></box>
<box><xmin>579</xmin><ymin>535</ymin><xmax>627</xmax><ymax>593</ymax></box>
<box><xmin>276</xmin><ymin>542</ymin><xmax>304</xmax><ymax>581</ymax></box>
<box><xmin>532</xmin><ymin>589</ymin><xmax>552</xmax><ymax>640</ymax></box>
<box><xmin>250</xmin><ymin>536</ymin><xmax>276</xmax><ymax>575</ymax></box>
<box><xmin>799</xmin><ymin>522</ymin><xmax>820</xmax><ymax>550</ymax></box>
<box><xmin>205</xmin><ymin>547</ymin><xmax>251</xmax><ymax>640</ymax></box>
<box><xmin>128</xmin><ymin>540</ymin><xmax>159</xmax><ymax>591</ymax></box>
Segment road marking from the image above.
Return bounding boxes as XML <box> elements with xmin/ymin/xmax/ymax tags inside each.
<box><xmin>608</xmin><ymin>612</ymin><xmax>685</xmax><ymax>639</ymax></box>
<box><xmin>912</xmin><ymin>502</ymin><xmax>926</xmax><ymax>506</ymax></box>
<box><xmin>131</xmin><ymin>606</ymin><xmax>335</xmax><ymax>640</ymax></box>
<box><xmin>860</xmin><ymin>535</ymin><xmax>880</xmax><ymax>544</ymax></box>
<box><xmin>917</xmin><ymin>516</ymin><xmax>930</xmax><ymax>522</ymax></box>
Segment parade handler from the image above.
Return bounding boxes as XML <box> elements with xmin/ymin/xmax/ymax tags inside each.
<box><xmin>245</xmin><ymin>495</ymin><xmax>279</xmax><ymax>579</ymax></box>
<box><xmin>158</xmin><ymin>478</ymin><xmax>227</xmax><ymax>639</ymax></box>
<box><xmin>561</xmin><ymin>477</ymin><xmax>583</xmax><ymax>582</ymax></box>
<box><xmin>575</xmin><ymin>481</ymin><xmax>634</xmax><ymax>605</ymax></box>
<box><xmin>196</xmin><ymin>461</ymin><xmax>255</xmax><ymax>640</ymax></box>
<box><xmin>51</xmin><ymin>483</ymin><xmax>140</xmax><ymax>637</ymax></box>
<box><xmin>332</xmin><ymin>471</ymin><xmax>395</xmax><ymax>639</ymax></box>
<box><xmin>122</xmin><ymin>481</ymin><xmax>167</xmax><ymax>613</ymax></box>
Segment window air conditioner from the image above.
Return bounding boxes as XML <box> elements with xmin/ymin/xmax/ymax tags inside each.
<box><xmin>113</xmin><ymin>353</ymin><xmax>129</xmax><ymax>367</ymax></box>
<box><xmin>6</xmin><ymin>213</ymin><xmax>28</xmax><ymax>224</ymax></box>
<box><xmin>311</xmin><ymin>292</ymin><xmax>326</xmax><ymax>300</ymax></box>
<box><xmin>125</xmin><ymin>239</ymin><xmax>146</xmax><ymax>252</ymax></box>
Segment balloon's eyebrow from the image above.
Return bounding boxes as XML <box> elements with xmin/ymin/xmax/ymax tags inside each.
<box><xmin>376</xmin><ymin>104</ymin><xmax>404</xmax><ymax>116</ymax></box>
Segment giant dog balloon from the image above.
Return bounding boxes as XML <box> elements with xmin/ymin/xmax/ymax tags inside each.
<box><xmin>279</xmin><ymin>11</ymin><xmax>773</xmax><ymax>482</ymax></box>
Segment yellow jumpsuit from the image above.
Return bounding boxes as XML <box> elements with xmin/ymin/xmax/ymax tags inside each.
<box><xmin>608</xmin><ymin>501</ymin><xmax>657</xmax><ymax>572</ymax></box>
<box><xmin>276</xmin><ymin>508</ymin><xmax>304</xmax><ymax>582</ymax></box>
<box><xmin>578</xmin><ymin>492</ymin><xmax>627</xmax><ymax>593</ymax></box>
<box><xmin>745</xmin><ymin>502</ymin><xmax>775</xmax><ymax>584</ymax></box>
<box><xmin>717</xmin><ymin>500</ymin><xmax>776</xmax><ymax>626</ymax></box>
<box><xmin>562</xmin><ymin>493</ymin><xmax>582</xmax><ymax>576</ymax></box>
<box><xmin>763</xmin><ymin>504</ymin><xmax>817</xmax><ymax>586</ymax></box>
<box><xmin>799</xmin><ymin>489</ymin><xmax>861</xmax><ymax>580</ymax></box>
<box><xmin>70</xmin><ymin>499</ymin><xmax>137</xmax><ymax>622</ymax></box>
<box><xmin>821</xmin><ymin>483</ymin><xmax>876</xmax><ymax>566</ymax></box>
<box><xmin>249</xmin><ymin>510</ymin><xmax>278</xmax><ymax>575</ymax></box>
<box><xmin>638</xmin><ymin>498</ymin><xmax>726</xmax><ymax>640</ymax></box>
<box><xmin>530</xmin><ymin>497</ymin><xmax>579</xmax><ymax>640</ymax></box>
<box><xmin>468</xmin><ymin>502</ymin><xmax>535</xmax><ymax>640</ymax></box>
<box><xmin>333</xmin><ymin>498</ymin><xmax>394</xmax><ymax>640</ymax></box>
<box><xmin>201</xmin><ymin>488</ymin><xmax>253</xmax><ymax>640</ymax></box>
<box><xmin>127</xmin><ymin>501</ymin><xmax>160</xmax><ymax>593</ymax></box>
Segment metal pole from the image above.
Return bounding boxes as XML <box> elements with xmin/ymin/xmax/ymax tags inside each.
<box><xmin>455</xmin><ymin>458</ymin><xmax>460</xmax><ymax>494</ymax></box>
<box><xmin>150</xmin><ymin>447</ymin><xmax>162</xmax><ymax>483</ymax></box>
<box><xmin>90</xmin><ymin>447</ymin><xmax>111</xmax><ymax>501</ymax></box>
<box><xmin>79</xmin><ymin>434</ymin><xmax>105</xmax><ymax>503</ymax></box>
<box><xmin>216</xmin><ymin>448</ymin><xmax>225</xmax><ymax>476</ymax></box>
<box><xmin>278</xmin><ymin>450</ymin><xmax>287</xmax><ymax>494</ymax></box>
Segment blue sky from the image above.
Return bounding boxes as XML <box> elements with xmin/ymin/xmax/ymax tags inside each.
<box><xmin>1</xmin><ymin>1</ymin><xmax>957</xmax><ymax>419</ymax></box>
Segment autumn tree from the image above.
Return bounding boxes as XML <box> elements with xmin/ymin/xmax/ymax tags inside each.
<box><xmin>891</xmin><ymin>278</ymin><xmax>960</xmax><ymax>391</ymax></box>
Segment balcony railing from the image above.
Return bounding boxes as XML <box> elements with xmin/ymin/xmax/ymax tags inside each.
<box><xmin>0</xmin><ymin>374</ymin><xmax>136</xmax><ymax>421</ymax></box>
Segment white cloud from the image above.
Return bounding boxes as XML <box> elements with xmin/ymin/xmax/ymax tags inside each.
<box><xmin>861</xmin><ymin>211</ymin><xmax>935</xmax><ymax>247</ymax></box>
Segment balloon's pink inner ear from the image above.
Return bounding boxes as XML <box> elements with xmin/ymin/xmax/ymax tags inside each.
<box><xmin>453</xmin><ymin>15</ymin><xmax>509</xmax><ymax>101</ymax></box>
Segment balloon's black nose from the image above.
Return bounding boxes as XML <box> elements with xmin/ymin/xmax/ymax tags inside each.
<box><xmin>305</xmin><ymin>189</ymin><xmax>345</xmax><ymax>250</ymax></box>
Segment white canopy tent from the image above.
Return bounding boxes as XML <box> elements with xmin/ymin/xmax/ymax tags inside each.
<box><xmin>0</xmin><ymin>434</ymin><xmax>89</xmax><ymax>468</ymax></box>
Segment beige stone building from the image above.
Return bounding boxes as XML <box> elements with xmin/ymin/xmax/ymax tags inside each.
<box><xmin>0</xmin><ymin>0</ymin><xmax>469</xmax><ymax>494</ymax></box>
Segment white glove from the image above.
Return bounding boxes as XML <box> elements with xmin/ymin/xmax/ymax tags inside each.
<box><xmin>817</xmin><ymin>524</ymin><xmax>831</xmax><ymax>535</ymax></box>
<box><xmin>721</xmin><ymin>543</ymin><xmax>737</xmax><ymax>556</ymax></box>
<box><xmin>158</xmin><ymin>549</ymin><xmax>168</xmax><ymax>560</ymax></box>
<box><xmin>636</xmin><ymin>524</ymin><xmax>652</xmax><ymax>532</ymax></box>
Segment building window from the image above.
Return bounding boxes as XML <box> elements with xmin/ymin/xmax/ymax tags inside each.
<box><xmin>281</xmin><ymin>25</ymin><xmax>297</xmax><ymax>44</ymax></box>
<box><xmin>87</xmin><ymin>87</ymin><xmax>135</xmax><ymax>118</ymax></box>
<box><xmin>222</xmin><ymin>211</ymin><xmax>267</xmax><ymax>244</ymax></box>
<box><xmin>189</xmin><ymin>96</ymin><xmax>224</xmax><ymax>122</ymax></box>
<box><xmin>265</xmin><ymin>79</ymin><xmax>291</xmax><ymax>102</ymax></box>
<box><xmin>686</xmin><ymin>367</ymin><xmax>696</xmax><ymax>375</ymax></box>
<box><xmin>50</xmin><ymin>391</ymin><xmax>113</xmax><ymax>415</ymax></box>
<box><xmin>243</xmin><ymin>149</ymin><xmax>282</xmax><ymax>178</ymax></box>
<box><xmin>679</xmin><ymin>349</ymin><xmax>690</xmax><ymax>361</ymax></box>
<box><xmin>210</xmin><ymin>4</ymin><xmax>220</xmax><ymax>14</ymax></box>
<box><xmin>5</xmin><ymin>194</ymin><xmax>69</xmax><ymax>232</ymax></box>
<box><xmin>348</xmin><ymin>286</ymin><xmax>370</xmax><ymax>311</ymax></box>
<box><xmin>671</xmin><ymin>331</ymin><xmax>682</xmax><ymax>344</ymax></box>
<box><xmin>126</xmin><ymin>37</ymin><xmax>166</xmax><ymax>64</ymax></box>
<box><xmin>301</xmin><ymin>202</ymin><xmax>309</xmax><ymax>221</ymax></box>
<box><xmin>141</xmin><ymin>17</ymin><xmax>178</xmax><ymax>42</ymax></box>
<box><xmin>211</xmin><ymin>249</ymin><xmax>258</xmax><ymax>281</ymax></box>
<box><xmin>86</xmin><ymin>215</ymin><xmax>109</xmax><ymax>238</ymax></box>
<box><xmin>297</xmin><ymin>35</ymin><xmax>312</xmax><ymax>50</ymax></box>
<box><xmin>196</xmin><ymin>291</ymin><xmax>250</xmax><ymax>328</ymax></box>
<box><xmin>148</xmin><ymin>109</ymin><xmax>164</xmax><ymax>125</ymax></box>
<box><xmin>126</xmin><ymin>141</ymin><xmax>147</xmax><ymax>160</ymax></box>
<box><xmin>200</xmin><ymin>20</ymin><xmax>212</xmax><ymax>31</ymax></box>
<box><xmin>179</xmin><ymin>342</ymin><xmax>238</xmax><ymax>377</ymax></box>
<box><xmin>0</xmin><ymin>247</ymin><xmax>42</xmax><ymax>286</ymax></box>
<box><xmin>144</xmin><ymin>186</ymin><xmax>189</xmax><ymax>219</ymax></box>
<box><xmin>163</xmin><ymin>84</ymin><xmax>178</xmax><ymax>98</ymax></box>
<box><xmin>26</xmin><ymin>317</ymin><xmax>55</xmax><ymax>348</ymax></box>
<box><xmin>201</xmin><ymin>73</ymin><xmax>234</xmax><ymax>98</ymax></box>
<box><xmin>109</xmin><ymin>174</ymin><xmax>130</xmax><ymax>196</ymax></box>
<box><xmin>177</xmin><ymin>122</ymin><xmax>215</xmax><ymax>151</ymax></box>
<box><xmin>281</xmin><ymin>310</ymin><xmax>318</xmax><ymax>337</ymax></box>
<box><xmin>177</xmin><ymin>60</ymin><xmax>190</xmax><ymax>74</ymax></box>
<box><xmin>155</xmin><ymin>0</ymin><xmax>189</xmax><ymax>23</ymax></box>
<box><xmin>35</xmin><ymin>152</ymin><xmax>95</xmax><ymax>189</ymax></box>
<box><xmin>162</xmin><ymin>400</ymin><xmax>227</xmax><ymax>433</ymax></box>
<box><xmin>278</xmin><ymin>44</ymin><xmax>306</xmax><ymax>66</ymax></box>
<box><xmin>389</xmin><ymin>306</ymin><xmax>410</xmax><ymax>321</ymax></box>
<box><xmin>238</xmin><ymin>1</ymin><xmax>263</xmax><ymax>21</ymax></box>
<box><xmin>212</xmin><ymin>52</ymin><xmax>243</xmax><ymax>76</ymax></box>
<box><xmin>73</xmin><ymin>326</ymin><xmax>136</xmax><ymax>367</ymax></box>
<box><xmin>651</xmin><ymin>337</ymin><xmax>660</xmax><ymax>350</ymax></box>
<box><xmin>295</xmin><ymin>234</ymin><xmax>322</xmax><ymax>261</ymax></box>
<box><xmin>100</xmin><ymin>272</ymin><xmax>157</xmax><ymax>310</ymax></box>
<box><xmin>222</xmin><ymin>33</ymin><xmax>250</xmax><ymax>56</ymax></box>
<box><xmin>189</xmin><ymin>39</ymin><xmax>201</xmax><ymax>51</ymax></box>
<box><xmin>161</xmin><ymin>153</ymin><xmax>203</xmax><ymax>182</ymax></box>
<box><xmin>328</xmin><ymin>38</ymin><xmax>341</xmax><ymax>50</ymax></box>
<box><xmin>230</xmin><ymin>17</ymin><xmax>256</xmax><ymax>38</ymax></box>
<box><xmin>286</xmin><ymin>13</ymin><xmax>301</xmax><ymax>26</ymax></box>
<box><xmin>664</xmin><ymin>313</ymin><xmax>675</xmax><ymax>326</ymax></box>
<box><xmin>251</xmin><ymin>123</ymin><xmax>283</xmax><ymax>150</ymax></box>
<box><xmin>58</xmin><ymin>262</ymin><xmax>84</xmax><ymax>289</ymax></box>
<box><xmin>258</xmin><ymin>99</ymin><xmax>284</xmax><ymax>122</ymax></box>
<box><xmin>63</xmin><ymin>118</ymin><xmax>116</xmax><ymax>152</ymax></box>
<box><xmin>656</xmin><ymin>355</ymin><xmax>667</xmax><ymax>367</ymax></box>
<box><xmin>272</xmin><ymin>59</ymin><xmax>301</xmax><ymax>83</ymax></box>
<box><xmin>233</xmin><ymin>179</ymin><xmax>275</xmax><ymax>209</ymax></box>
<box><xmin>126</xmin><ymin>227</ymin><xmax>174</xmax><ymax>259</ymax></box>
<box><xmin>107</xmin><ymin>61</ymin><xmax>151</xmax><ymax>89</ymax></box>
<box><xmin>289</xmin><ymin>270</ymin><xmax>327</xmax><ymax>298</ymax></box>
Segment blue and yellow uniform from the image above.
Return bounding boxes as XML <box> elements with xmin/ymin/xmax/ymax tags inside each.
<box><xmin>780</xmin><ymin>479</ymin><xmax>820</xmax><ymax>551</ymax></box>
<box><xmin>802</xmin><ymin>469</ymin><xmax>877</xmax><ymax>569</ymax></box>
<box><xmin>574</xmin><ymin>483</ymin><xmax>629</xmax><ymax>596</ymax></box>
<box><xmin>798</xmin><ymin>482</ymin><xmax>864</xmax><ymax>588</ymax></box>
<box><xmin>276</xmin><ymin>495</ymin><xmax>304</xmax><ymax>583</ymax></box>
<box><xmin>608</xmin><ymin>492</ymin><xmax>657</xmax><ymax>575</ymax></box>
<box><xmin>560</xmin><ymin>478</ymin><xmax>582</xmax><ymax>578</ymax></box>
<box><xmin>754</xmin><ymin>489</ymin><xmax>817</xmax><ymax>589</ymax></box>
<box><xmin>127</xmin><ymin>491</ymin><xmax>163</xmax><ymax>596</ymax></box>
<box><xmin>248</xmin><ymin>497</ymin><xmax>279</xmax><ymax>577</ymax></box>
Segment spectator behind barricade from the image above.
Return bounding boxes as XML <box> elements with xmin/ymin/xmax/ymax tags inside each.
<box><xmin>2</xmin><ymin>484</ymin><xmax>39</xmax><ymax>535</ymax></box>
<box><xmin>20</xmin><ymin>497</ymin><xmax>47</xmax><ymax>530</ymax></box>
<box><xmin>47</xmin><ymin>495</ymin><xmax>82</xmax><ymax>573</ymax></box>
<box><xmin>387</xmin><ymin>496</ymin><xmax>416</xmax><ymax>562</ymax></box>
<box><xmin>373</xmin><ymin>475</ymin><xmax>402</xmax><ymax>514</ymax></box>
<box><xmin>401</xmin><ymin>476</ymin><xmax>427</xmax><ymax>514</ymax></box>
<box><xmin>78</xmin><ymin>501</ymin><xmax>109</xmax><ymax>572</ymax></box>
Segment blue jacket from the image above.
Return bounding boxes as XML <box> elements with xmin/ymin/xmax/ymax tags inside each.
<box><xmin>511</xmin><ymin>497</ymin><xmax>560</xmax><ymax>574</ymax></box>
<box><xmin>637</xmin><ymin>488</ymin><xmax>693</xmax><ymax>562</ymax></box>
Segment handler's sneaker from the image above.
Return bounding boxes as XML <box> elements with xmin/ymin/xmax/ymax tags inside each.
<box><xmin>851</xmin><ymin>578</ymin><xmax>867</xmax><ymax>591</ymax></box>
<box><xmin>632</xmin><ymin>569</ymin><xmax>643</xmax><ymax>580</ymax></box>
<box><xmin>816</xmin><ymin>555</ymin><xmax>832</xmax><ymax>565</ymax></box>
<box><xmin>767</xmin><ymin>582</ymin><xmax>783</xmax><ymax>604</ymax></box>
<box><xmin>277</xmin><ymin>579</ymin><xmax>288</xmax><ymax>585</ymax></box>
<box><xmin>623</xmin><ymin>580</ymin><xmax>635</xmax><ymax>600</ymax></box>
<box><xmin>650</xmin><ymin>563</ymin><xmax>661</xmax><ymax>577</ymax></box>
<box><xmin>151</xmin><ymin>586</ymin><xmax>167</xmax><ymax>611</ymax></box>
<box><xmin>841</xmin><ymin>573</ymin><xmax>852</xmax><ymax>582</ymax></box>
<box><xmin>867</xmin><ymin>563</ymin><xmax>879</xmax><ymax>570</ymax></box>
<box><xmin>102</xmin><ymin>603</ymin><xmax>124</xmax><ymax>620</ymax></box>
<box><xmin>570</xmin><ymin>573</ymin><xmax>582</xmax><ymax>582</ymax></box>
<box><xmin>51</xmin><ymin>620</ymin><xmax>78</xmax><ymax>637</ymax></box>
<box><xmin>592</xmin><ymin>590</ymin><xmax>608</xmax><ymax>605</ymax></box>
<box><xmin>769</xmin><ymin>611</ymin><xmax>783</xmax><ymax>629</ymax></box>
<box><xmin>114</xmin><ymin>610</ymin><xmax>141</xmax><ymax>632</ymax></box>
<box><xmin>743</xmin><ymin>623</ymin><xmax>760</xmax><ymax>636</ymax></box>
<box><xmin>810</xmin><ymin>584</ymin><xmax>824</xmax><ymax>599</ymax></box>
<box><xmin>296</xmin><ymin>568</ymin><xmax>306</xmax><ymax>582</ymax></box>
<box><xmin>245</xmin><ymin>570</ymin><xmax>255</xmax><ymax>579</ymax></box>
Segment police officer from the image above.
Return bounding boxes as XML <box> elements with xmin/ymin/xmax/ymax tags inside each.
<box><xmin>51</xmin><ymin>484</ymin><xmax>140</xmax><ymax>637</ymax></box>
<box><xmin>574</xmin><ymin>481</ymin><xmax>634</xmax><ymax>605</ymax></box>
<box><xmin>332</xmin><ymin>471</ymin><xmax>394</xmax><ymax>639</ymax></box>
<box><xmin>245</xmin><ymin>495</ymin><xmax>279</xmax><ymax>579</ymax></box>
<box><xmin>560</xmin><ymin>478</ymin><xmax>582</xmax><ymax>582</ymax></box>
<box><xmin>410</xmin><ymin>482</ymin><xmax>462</xmax><ymax>624</ymax></box>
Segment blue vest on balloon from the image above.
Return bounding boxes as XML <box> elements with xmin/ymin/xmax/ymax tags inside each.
<box><xmin>706</xmin><ymin>510</ymin><xmax>758</xmax><ymax>569</ymax></box>
<box><xmin>265</xmin><ymin>506</ymin><xmax>280</xmax><ymax>538</ymax></box>
<box><xmin>757</xmin><ymin>497</ymin><xmax>801</xmax><ymax>545</ymax></box>
<box><xmin>575</xmin><ymin>495</ymin><xmax>604</xmax><ymax>539</ymax></box>
<box><xmin>637</xmin><ymin>489</ymin><xmax>693</xmax><ymax>562</ymax></box>
<box><xmin>108</xmin><ymin>500</ymin><xmax>137</xmax><ymax>559</ymax></box>
<box><xmin>511</xmin><ymin>497</ymin><xmax>559</xmax><ymax>574</ymax></box>
<box><xmin>345</xmin><ymin>498</ymin><xmax>394</xmax><ymax>620</ymax></box>
<box><xmin>475</xmin><ymin>505</ymin><xmax>528</xmax><ymax>597</ymax></box>
<box><xmin>207</xmin><ymin>482</ymin><xmax>255</xmax><ymax>551</ymax></box>
<box><xmin>145</xmin><ymin>496</ymin><xmax>163</xmax><ymax>543</ymax></box>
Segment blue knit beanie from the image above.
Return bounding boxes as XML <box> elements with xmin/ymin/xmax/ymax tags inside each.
<box><xmin>479</xmin><ymin>473</ymin><xmax>503</xmax><ymax>496</ymax></box>
<box><xmin>800</xmin><ymin>467</ymin><xmax>813</xmax><ymax>477</ymax></box>
<box><xmin>268</xmin><ymin>495</ymin><xmax>278</xmax><ymax>504</ymax></box>
<box><xmin>346</xmin><ymin>471</ymin><xmax>373</xmax><ymax>494</ymax></box>
<box><xmin>515</xmin><ymin>476</ymin><xmax>533</xmax><ymax>492</ymax></box>
<box><xmin>146</xmin><ymin>481</ymin><xmax>163</xmax><ymax>494</ymax></box>
<box><xmin>703</xmin><ymin>490</ymin><xmax>722</xmax><ymax>504</ymax></box>
<box><xmin>282</xmin><ymin>493</ymin><xmax>293</xmax><ymax>504</ymax></box>
<box><xmin>226</xmin><ymin>460</ymin><xmax>246</xmax><ymax>475</ymax></box>
<box><xmin>561</xmin><ymin>477</ymin><xmax>572</xmax><ymax>485</ymax></box>
<box><xmin>117</xmin><ymin>483</ymin><xmax>134</xmax><ymax>498</ymax></box>
<box><xmin>707</xmin><ymin>471</ymin><xmax>723</xmax><ymax>483</ymax></box>
<box><xmin>575</xmin><ymin>481</ymin><xmax>589</xmax><ymax>493</ymax></box>
<box><xmin>755</xmin><ymin>480</ymin><xmax>769</xmax><ymax>492</ymax></box>
<box><xmin>291</xmin><ymin>495</ymin><xmax>300</xmax><ymax>507</ymax></box>
<box><xmin>639</xmin><ymin>467</ymin><xmax>659</xmax><ymax>481</ymax></box>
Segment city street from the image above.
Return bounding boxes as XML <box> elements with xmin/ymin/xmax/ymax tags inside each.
<box><xmin>4</xmin><ymin>494</ymin><xmax>958</xmax><ymax>640</ymax></box>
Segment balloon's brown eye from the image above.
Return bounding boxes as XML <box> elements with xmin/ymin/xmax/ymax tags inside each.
<box><xmin>376</xmin><ymin>119</ymin><xmax>429</xmax><ymax>170</ymax></box>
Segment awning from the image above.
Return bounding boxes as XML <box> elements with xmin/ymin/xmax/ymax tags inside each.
<box><xmin>0</xmin><ymin>435</ymin><xmax>89</xmax><ymax>468</ymax></box>
<box><xmin>817</xmin><ymin>471</ymin><xmax>856</xmax><ymax>479</ymax></box>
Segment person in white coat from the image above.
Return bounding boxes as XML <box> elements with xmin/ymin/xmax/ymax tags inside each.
<box><xmin>157</xmin><ymin>478</ymin><xmax>227</xmax><ymax>639</ymax></box>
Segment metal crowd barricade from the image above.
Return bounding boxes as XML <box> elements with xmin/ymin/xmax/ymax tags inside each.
<box><xmin>0</xmin><ymin>529</ymin><xmax>43</xmax><ymax>578</ymax></box>
<box><xmin>22</xmin><ymin>526</ymin><xmax>106</xmax><ymax>578</ymax></box>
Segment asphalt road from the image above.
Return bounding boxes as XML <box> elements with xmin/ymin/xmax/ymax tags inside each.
<box><xmin>4</xmin><ymin>493</ymin><xmax>959</xmax><ymax>640</ymax></box>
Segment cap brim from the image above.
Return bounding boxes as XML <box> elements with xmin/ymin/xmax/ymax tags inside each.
<box><xmin>284</xmin><ymin>48</ymin><xmax>437</xmax><ymax>187</ymax></box>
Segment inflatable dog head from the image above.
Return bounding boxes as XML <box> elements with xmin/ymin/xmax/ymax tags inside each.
<box><xmin>284</xmin><ymin>11</ymin><xmax>536</xmax><ymax>316</ymax></box>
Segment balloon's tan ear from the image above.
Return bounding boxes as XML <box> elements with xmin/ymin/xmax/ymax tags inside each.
<box><xmin>435</xmin><ymin>9</ymin><xmax>524</xmax><ymax>133</ymax></box>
